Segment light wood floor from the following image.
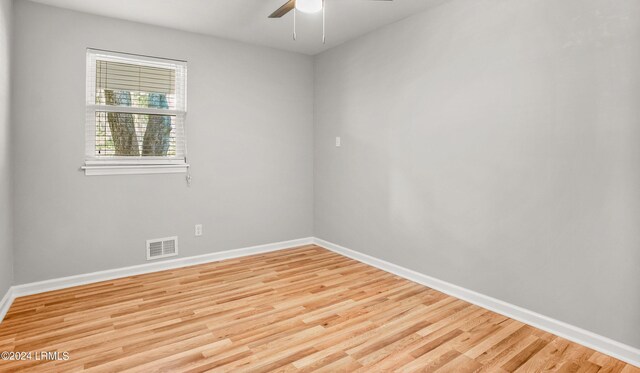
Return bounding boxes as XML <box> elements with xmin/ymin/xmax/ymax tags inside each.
<box><xmin>0</xmin><ymin>245</ymin><xmax>637</xmax><ymax>372</ymax></box>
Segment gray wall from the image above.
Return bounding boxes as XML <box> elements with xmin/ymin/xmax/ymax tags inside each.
<box><xmin>0</xmin><ymin>0</ymin><xmax>12</xmax><ymax>297</ymax></box>
<box><xmin>314</xmin><ymin>0</ymin><xmax>640</xmax><ymax>349</ymax></box>
<box><xmin>12</xmin><ymin>1</ymin><xmax>314</xmax><ymax>284</ymax></box>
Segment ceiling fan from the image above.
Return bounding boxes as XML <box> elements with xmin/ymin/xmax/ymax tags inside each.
<box><xmin>268</xmin><ymin>0</ymin><xmax>393</xmax><ymax>43</ymax></box>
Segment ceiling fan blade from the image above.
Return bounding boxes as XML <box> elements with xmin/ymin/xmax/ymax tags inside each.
<box><xmin>269</xmin><ymin>0</ymin><xmax>296</xmax><ymax>18</ymax></box>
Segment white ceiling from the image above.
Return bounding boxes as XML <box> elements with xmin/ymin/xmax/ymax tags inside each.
<box><xmin>27</xmin><ymin>0</ymin><xmax>445</xmax><ymax>55</ymax></box>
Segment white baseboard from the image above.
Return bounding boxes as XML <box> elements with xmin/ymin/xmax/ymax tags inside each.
<box><xmin>312</xmin><ymin>237</ymin><xmax>640</xmax><ymax>368</ymax></box>
<box><xmin>0</xmin><ymin>237</ymin><xmax>314</xmax><ymax>323</ymax></box>
<box><xmin>0</xmin><ymin>286</ymin><xmax>13</xmax><ymax>323</ymax></box>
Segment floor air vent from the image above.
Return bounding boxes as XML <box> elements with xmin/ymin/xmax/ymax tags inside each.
<box><xmin>146</xmin><ymin>236</ymin><xmax>178</xmax><ymax>260</ymax></box>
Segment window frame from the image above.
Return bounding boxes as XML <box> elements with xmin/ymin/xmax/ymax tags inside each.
<box><xmin>83</xmin><ymin>49</ymin><xmax>188</xmax><ymax>176</ymax></box>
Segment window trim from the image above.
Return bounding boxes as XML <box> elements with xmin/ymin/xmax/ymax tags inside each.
<box><xmin>81</xmin><ymin>163</ymin><xmax>190</xmax><ymax>176</ymax></box>
<box><xmin>83</xmin><ymin>49</ymin><xmax>188</xmax><ymax>176</ymax></box>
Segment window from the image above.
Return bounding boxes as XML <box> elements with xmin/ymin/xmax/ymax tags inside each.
<box><xmin>83</xmin><ymin>49</ymin><xmax>188</xmax><ymax>175</ymax></box>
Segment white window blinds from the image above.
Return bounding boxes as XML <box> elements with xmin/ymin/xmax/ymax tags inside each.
<box><xmin>85</xmin><ymin>49</ymin><xmax>187</xmax><ymax>168</ymax></box>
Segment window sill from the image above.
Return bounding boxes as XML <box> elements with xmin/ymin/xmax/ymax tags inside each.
<box><xmin>82</xmin><ymin>163</ymin><xmax>189</xmax><ymax>176</ymax></box>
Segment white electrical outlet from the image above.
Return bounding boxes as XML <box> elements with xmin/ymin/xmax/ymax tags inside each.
<box><xmin>195</xmin><ymin>224</ymin><xmax>203</xmax><ymax>237</ymax></box>
<box><xmin>336</xmin><ymin>137</ymin><xmax>341</xmax><ymax>147</ymax></box>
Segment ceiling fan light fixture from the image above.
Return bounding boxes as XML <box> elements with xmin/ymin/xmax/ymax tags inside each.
<box><xmin>295</xmin><ymin>0</ymin><xmax>323</xmax><ymax>14</ymax></box>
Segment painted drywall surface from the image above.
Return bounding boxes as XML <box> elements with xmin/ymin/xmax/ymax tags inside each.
<box><xmin>314</xmin><ymin>0</ymin><xmax>640</xmax><ymax>348</ymax></box>
<box><xmin>0</xmin><ymin>0</ymin><xmax>13</xmax><ymax>297</ymax></box>
<box><xmin>12</xmin><ymin>1</ymin><xmax>314</xmax><ymax>284</ymax></box>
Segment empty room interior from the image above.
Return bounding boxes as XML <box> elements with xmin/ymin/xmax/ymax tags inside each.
<box><xmin>0</xmin><ymin>0</ymin><xmax>639</xmax><ymax>371</ymax></box>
